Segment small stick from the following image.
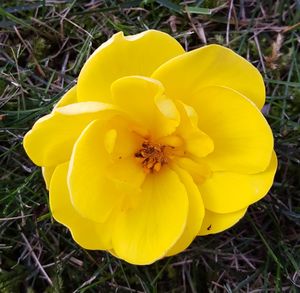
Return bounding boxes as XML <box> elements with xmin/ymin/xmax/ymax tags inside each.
<box><xmin>226</xmin><ymin>0</ymin><xmax>234</xmax><ymax>45</ymax></box>
<box><xmin>254</xmin><ymin>33</ymin><xmax>267</xmax><ymax>74</ymax></box>
<box><xmin>20</xmin><ymin>231</ymin><xmax>53</xmax><ymax>286</ymax></box>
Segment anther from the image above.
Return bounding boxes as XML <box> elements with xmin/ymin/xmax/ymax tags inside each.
<box><xmin>134</xmin><ymin>141</ymin><xmax>171</xmax><ymax>173</ymax></box>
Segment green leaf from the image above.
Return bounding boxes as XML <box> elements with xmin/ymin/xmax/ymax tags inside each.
<box><xmin>185</xmin><ymin>6</ymin><xmax>212</xmax><ymax>15</ymax></box>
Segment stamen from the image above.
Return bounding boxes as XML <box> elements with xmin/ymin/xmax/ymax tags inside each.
<box><xmin>134</xmin><ymin>140</ymin><xmax>172</xmax><ymax>173</ymax></box>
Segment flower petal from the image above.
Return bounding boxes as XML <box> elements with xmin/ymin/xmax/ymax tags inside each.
<box><xmin>42</xmin><ymin>166</ymin><xmax>56</xmax><ymax>190</ymax></box>
<box><xmin>175</xmin><ymin>157</ymin><xmax>211</xmax><ymax>184</ymax></box>
<box><xmin>68</xmin><ymin>118</ymin><xmax>143</xmax><ymax>223</ymax></box>
<box><xmin>175</xmin><ymin>101</ymin><xmax>214</xmax><ymax>158</ymax></box>
<box><xmin>199</xmin><ymin>151</ymin><xmax>277</xmax><ymax>213</ymax></box>
<box><xmin>106</xmin><ymin>157</ymin><xmax>146</xmax><ymax>194</ymax></box>
<box><xmin>77</xmin><ymin>30</ymin><xmax>184</xmax><ymax>103</ymax></box>
<box><xmin>49</xmin><ymin>162</ymin><xmax>114</xmax><ymax>249</ymax></box>
<box><xmin>191</xmin><ymin>86</ymin><xmax>273</xmax><ymax>174</ymax></box>
<box><xmin>23</xmin><ymin>102</ymin><xmax>117</xmax><ymax>166</ymax></box>
<box><xmin>111</xmin><ymin>76</ymin><xmax>180</xmax><ymax>138</ymax></box>
<box><xmin>54</xmin><ymin>85</ymin><xmax>77</xmax><ymax>109</ymax></box>
<box><xmin>198</xmin><ymin>208</ymin><xmax>247</xmax><ymax>236</ymax></box>
<box><xmin>152</xmin><ymin>44</ymin><xmax>265</xmax><ymax>109</ymax></box>
<box><xmin>112</xmin><ymin>167</ymin><xmax>188</xmax><ymax>265</ymax></box>
<box><xmin>167</xmin><ymin>165</ymin><xmax>204</xmax><ymax>256</ymax></box>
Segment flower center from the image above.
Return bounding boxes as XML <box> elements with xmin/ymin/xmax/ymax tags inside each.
<box><xmin>134</xmin><ymin>141</ymin><xmax>174</xmax><ymax>173</ymax></box>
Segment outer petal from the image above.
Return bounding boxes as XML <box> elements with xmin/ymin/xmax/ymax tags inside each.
<box><xmin>23</xmin><ymin>102</ymin><xmax>117</xmax><ymax>166</ymax></box>
<box><xmin>191</xmin><ymin>86</ymin><xmax>273</xmax><ymax>174</ymax></box>
<box><xmin>111</xmin><ymin>76</ymin><xmax>180</xmax><ymax>138</ymax></box>
<box><xmin>112</xmin><ymin>167</ymin><xmax>188</xmax><ymax>265</ymax></box>
<box><xmin>77</xmin><ymin>30</ymin><xmax>184</xmax><ymax>103</ymax></box>
<box><xmin>198</xmin><ymin>208</ymin><xmax>247</xmax><ymax>236</ymax></box>
<box><xmin>167</xmin><ymin>165</ymin><xmax>204</xmax><ymax>256</ymax></box>
<box><xmin>199</xmin><ymin>152</ymin><xmax>277</xmax><ymax>213</ymax></box>
<box><xmin>152</xmin><ymin>44</ymin><xmax>265</xmax><ymax>109</ymax></box>
<box><xmin>68</xmin><ymin>118</ymin><xmax>145</xmax><ymax>223</ymax></box>
<box><xmin>49</xmin><ymin>162</ymin><xmax>114</xmax><ymax>249</ymax></box>
<box><xmin>42</xmin><ymin>166</ymin><xmax>56</xmax><ymax>190</ymax></box>
<box><xmin>54</xmin><ymin>85</ymin><xmax>77</xmax><ymax>109</ymax></box>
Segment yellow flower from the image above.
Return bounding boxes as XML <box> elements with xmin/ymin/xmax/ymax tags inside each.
<box><xmin>23</xmin><ymin>30</ymin><xmax>277</xmax><ymax>265</ymax></box>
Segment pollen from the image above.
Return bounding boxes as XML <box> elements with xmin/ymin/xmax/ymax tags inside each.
<box><xmin>134</xmin><ymin>140</ymin><xmax>173</xmax><ymax>173</ymax></box>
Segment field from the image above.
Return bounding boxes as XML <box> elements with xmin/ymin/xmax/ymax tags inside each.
<box><xmin>1</xmin><ymin>0</ymin><xmax>300</xmax><ymax>292</ymax></box>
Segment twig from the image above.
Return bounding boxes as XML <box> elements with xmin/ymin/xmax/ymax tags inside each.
<box><xmin>226</xmin><ymin>0</ymin><xmax>234</xmax><ymax>45</ymax></box>
<box><xmin>20</xmin><ymin>231</ymin><xmax>53</xmax><ymax>286</ymax></box>
<box><xmin>0</xmin><ymin>214</ymin><xmax>33</xmax><ymax>221</ymax></box>
<box><xmin>254</xmin><ymin>33</ymin><xmax>267</xmax><ymax>74</ymax></box>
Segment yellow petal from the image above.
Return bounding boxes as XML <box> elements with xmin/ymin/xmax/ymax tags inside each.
<box><xmin>111</xmin><ymin>76</ymin><xmax>180</xmax><ymax>138</ymax></box>
<box><xmin>108</xmin><ymin>249</ymin><xmax>120</xmax><ymax>259</ymax></box>
<box><xmin>77</xmin><ymin>30</ymin><xmax>184</xmax><ymax>103</ymax></box>
<box><xmin>167</xmin><ymin>165</ymin><xmax>204</xmax><ymax>256</ymax></box>
<box><xmin>54</xmin><ymin>85</ymin><xmax>77</xmax><ymax>109</ymax></box>
<box><xmin>112</xmin><ymin>167</ymin><xmax>188</xmax><ymax>265</ymax></box>
<box><xmin>103</xmin><ymin>116</ymin><xmax>144</xmax><ymax>160</ymax></box>
<box><xmin>49</xmin><ymin>162</ymin><xmax>114</xmax><ymax>249</ymax></box>
<box><xmin>23</xmin><ymin>102</ymin><xmax>117</xmax><ymax>166</ymax></box>
<box><xmin>199</xmin><ymin>151</ymin><xmax>277</xmax><ymax>213</ymax></box>
<box><xmin>68</xmin><ymin>118</ymin><xmax>142</xmax><ymax>223</ymax></box>
<box><xmin>152</xmin><ymin>44</ymin><xmax>265</xmax><ymax>109</ymax></box>
<box><xmin>198</xmin><ymin>208</ymin><xmax>247</xmax><ymax>236</ymax></box>
<box><xmin>106</xmin><ymin>157</ymin><xmax>146</xmax><ymax>194</ymax></box>
<box><xmin>175</xmin><ymin>101</ymin><xmax>214</xmax><ymax>158</ymax></box>
<box><xmin>175</xmin><ymin>157</ymin><xmax>211</xmax><ymax>184</ymax></box>
<box><xmin>191</xmin><ymin>86</ymin><xmax>273</xmax><ymax>174</ymax></box>
<box><xmin>104</xmin><ymin>129</ymin><xmax>118</xmax><ymax>154</ymax></box>
<box><xmin>41</xmin><ymin>166</ymin><xmax>56</xmax><ymax>190</ymax></box>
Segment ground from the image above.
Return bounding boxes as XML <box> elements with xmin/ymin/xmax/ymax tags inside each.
<box><xmin>0</xmin><ymin>0</ymin><xmax>300</xmax><ymax>292</ymax></box>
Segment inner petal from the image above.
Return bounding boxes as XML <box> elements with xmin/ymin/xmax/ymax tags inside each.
<box><xmin>175</xmin><ymin>157</ymin><xmax>211</xmax><ymax>184</ymax></box>
<box><xmin>175</xmin><ymin>101</ymin><xmax>214</xmax><ymax>158</ymax></box>
<box><xmin>68</xmin><ymin>116</ymin><xmax>143</xmax><ymax>223</ymax></box>
<box><xmin>111</xmin><ymin>75</ymin><xmax>180</xmax><ymax>139</ymax></box>
<box><xmin>112</xmin><ymin>167</ymin><xmax>189</xmax><ymax>265</ymax></box>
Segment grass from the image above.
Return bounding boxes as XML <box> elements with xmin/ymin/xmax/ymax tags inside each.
<box><xmin>0</xmin><ymin>0</ymin><xmax>300</xmax><ymax>292</ymax></box>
